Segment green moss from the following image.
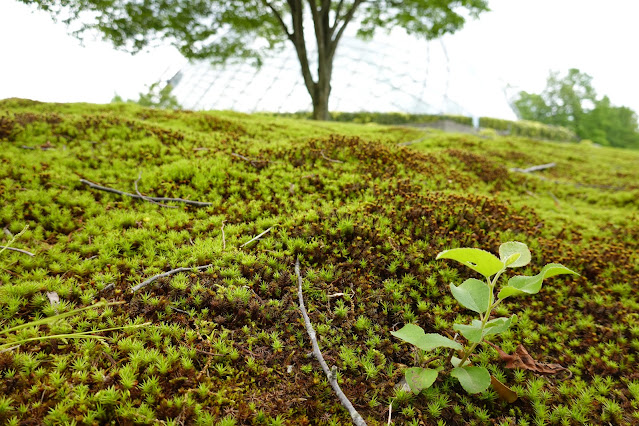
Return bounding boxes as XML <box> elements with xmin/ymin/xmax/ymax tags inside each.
<box><xmin>0</xmin><ymin>99</ymin><xmax>637</xmax><ymax>424</ymax></box>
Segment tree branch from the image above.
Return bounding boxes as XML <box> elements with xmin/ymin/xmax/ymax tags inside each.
<box><xmin>331</xmin><ymin>0</ymin><xmax>365</xmax><ymax>58</ymax></box>
<box><xmin>287</xmin><ymin>0</ymin><xmax>317</xmax><ymax>95</ymax></box>
<box><xmin>295</xmin><ymin>258</ymin><xmax>367</xmax><ymax>426</ymax></box>
<box><xmin>262</xmin><ymin>0</ymin><xmax>292</xmax><ymax>39</ymax></box>
<box><xmin>332</xmin><ymin>0</ymin><xmax>346</xmax><ymax>31</ymax></box>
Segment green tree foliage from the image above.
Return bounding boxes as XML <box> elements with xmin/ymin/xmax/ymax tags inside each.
<box><xmin>113</xmin><ymin>81</ymin><xmax>182</xmax><ymax>110</ymax></box>
<box><xmin>17</xmin><ymin>0</ymin><xmax>489</xmax><ymax>120</ymax></box>
<box><xmin>514</xmin><ymin>69</ymin><xmax>639</xmax><ymax>149</ymax></box>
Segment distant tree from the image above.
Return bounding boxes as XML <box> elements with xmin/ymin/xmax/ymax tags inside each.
<box><xmin>112</xmin><ymin>81</ymin><xmax>182</xmax><ymax>110</ymax></box>
<box><xmin>514</xmin><ymin>69</ymin><xmax>639</xmax><ymax>149</ymax></box>
<box><xmin>17</xmin><ymin>0</ymin><xmax>489</xmax><ymax>120</ymax></box>
<box><xmin>580</xmin><ymin>96</ymin><xmax>639</xmax><ymax>149</ymax></box>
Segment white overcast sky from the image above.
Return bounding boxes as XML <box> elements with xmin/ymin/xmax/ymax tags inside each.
<box><xmin>1</xmin><ymin>0</ymin><xmax>638</xmax><ymax>119</ymax></box>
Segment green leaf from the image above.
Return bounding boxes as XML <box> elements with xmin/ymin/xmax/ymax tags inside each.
<box><xmin>453</xmin><ymin>320</ymin><xmax>484</xmax><ymax>343</ymax></box>
<box><xmin>449</xmin><ymin>278</ymin><xmax>491</xmax><ymax>313</ymax></box>
<box><xmin>404</xmin><ymin>367</ymin><xmax>439</xmax><ymax>394</ymax></box>
<box><xmin>498</xmin><ymin>263</ymin><xmax>579</xmax><ymax>299</ymax></box>
<box><xmin>451</xmin><ymin>366</ymin><xmax>491</xmax><ymax>394</ymax></box>
<box><xmin>499</xmin><ymin>241</ymin><xmax>531</xmax><ymax>268</ymax></box>
<box><xmin>391</xmin><ymin>324</ymin><xmax>463</xmax><ymax>351</ymax></box>
<box><xmin>483</xmin><ymin>315</ymin><xmax>516</xmax><ymax>337</ymax></box>
<box><xmin>453</xmin><ymin>315</ymin><xmax>516</xmax><ymax>343</ymax></box>
<box><xmin>436</xmin><ymin>248</ymin><xmax>504</xmax><ymax>278</ymax></box>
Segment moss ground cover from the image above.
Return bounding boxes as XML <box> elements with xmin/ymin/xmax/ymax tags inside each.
<box><xmin>0</xmin><ymin>98</ymin><xmax>638</xmax><ymax>425</ymax></box>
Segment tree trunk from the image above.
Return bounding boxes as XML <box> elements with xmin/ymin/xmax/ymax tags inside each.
<box><xmin>312</xmin><ymin>71</ymin><xmax>331</xmax><ymax>120</ymax></box>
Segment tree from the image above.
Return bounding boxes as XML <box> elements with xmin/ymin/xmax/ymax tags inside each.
<box><xmin>112</xmin><ymin>81</ymin><xmax>182</xmax><ymax>110</ymax></box>
<box><xmin>513</xmin><ymin>69</ymin><xmax>639</xmax><ymax>149</ymax></box>
<box><xmin>513</xmin><ymin>69</ymin><xmax>596</xmax><ymax>133</ymax></box>
<box><xmin>18</xmin><ymin>0</ymin><xmax>489</xmax><ymax>120</ymax></box>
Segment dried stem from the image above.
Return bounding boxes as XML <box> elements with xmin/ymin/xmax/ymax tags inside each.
<box><xmin>295</xmin><ymin>258</ymin><xmax>367</xmax><ymax>426</ymax></box>
<box><xmin>132</xmin><ymin>264</ymin><xmax>213</xmax><ymax>292</ymax></box>
<box><xmin>80</xmin><ymin>179</ymin><xmax>213</xmax><ymax>207</ymax></box>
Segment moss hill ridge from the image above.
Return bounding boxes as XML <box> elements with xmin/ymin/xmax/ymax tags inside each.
<box><xmin>0</xmin><ymin>98</ymin><xmax>638</xmax><ymax>425</ymax></box>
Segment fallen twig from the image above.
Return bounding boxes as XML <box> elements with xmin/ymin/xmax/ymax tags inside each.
<box><xmin>295</xmin><ymin>258</ymin><xmax>367</xmax><ymax>426</ymax></box>
<box><xmin>220</xmin><ymin>221</ymin><xmax>226</xmax><ymax>251</ymax></box>
<box><xmin>320</xmin><ymin>150</ymin><xmax>344</xmax><ymax>164</ymax></box>
<box><xmin>0</xmin><ymin>246</ymin><xmax>35</xmax><ymax>257</ymax></box>
<box><xmin>134</xmin><ymin>172</ymin><xmax>177</xmax><ymax>209</ymax></box>
<box><xmin>509</xmin><ymin>163</ymin><xmax>556</xmax><ymax>173</ymax></box>
<box><xmin>397</xmin><ymin>136</ymin><xmax>427</xmax><ymax>147</ymax></box>
<box><xmin>231</xmin><ymin>152</ymin><xmax>270</xmax><ymax>168</ymax></box>
<box><xmin>80</xmin><ymin>179</ymin><xmax>213</xmax><ymax>207</ymax></box>
<box><xmin>240</xmin><ymin>227</ymin><xmax>273</xmax><ymax>248</ymax></box>
<box><xmin>548</xmin><ymin>191</ymin><xmax>561</xmax><ymax>207</ymax></box>
<box><xmin>131</xmin><ymin>264</ymin><xmax>213</xmax><ymax>292</ymax></box>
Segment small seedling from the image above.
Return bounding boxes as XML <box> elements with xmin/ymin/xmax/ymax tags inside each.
<box><xmin>391</xmin><ymin>241</ymin><xmax>578</xmax><ymax>395</ymax></box>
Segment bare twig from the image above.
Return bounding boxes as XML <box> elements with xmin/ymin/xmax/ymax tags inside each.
<box><xmin>240</xmin><ymin>227</ymin><xmax>273</xmax><ymax>248</ymax></box>
<box><xmin>220</xmin><ymin>221</ymin><xmax>226</xmax><ymax>251</ymax></box>
<box><xmin>397</xmin><ymin>136</ymin><xmax>428</xmax><ymax>147</ymax></box>
<box><xmin>230</xmin><ymin>152</ymin><xmax>272</xmax><ymax>168</ymax></box>
<box><xmin>509</xmin><ymin>163</ymin><xmax>556</xmax><ymax>173</ymax></box>
<box><xmin>80</xmin><ymin>179</ymin><xmax>213</xmax><ymax>207</ymax></box>
<box><xmin>131</xmin><ymin>264</ymin><xmax>213</xmax><ymax>292</ymax></box>
<box><xmin>134</xmin><ymin>172</ymin><xmax>177</xmax><ymax>209</ymax></box>
<box><xmin>548</xmin><ymin>191</ymin><xmax>561</xmax><ymax>207</ymax></box>
<box><xmin>295</xmin><ymin>258</ymin><xmax>367</xmax><ymax>426</ymax></box>
<box><xmin>387</xmin><ymin>403</ymin><xmax>392</xmax><ymax>426</ymax></box>
<box><xmin>0</xmin><ymin>246</ymin><xmax>35</xmax><ymax>257</ymax></box>
<box><xmin>320</xmin><ymin>150</ymin><xmax>344</xmax><ymax>163</ymax></box>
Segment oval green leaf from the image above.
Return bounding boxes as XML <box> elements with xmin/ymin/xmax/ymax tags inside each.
<box><xmin>450</xmin><ymin>278</ymin><xmax>491</xmax><ymax>313</ymax></box>
<box><xmin>451</xmin><ymin>366</ymin><xmax>491</xmax><ymax>394</ymax></box>
<box><xmin>437</xmin><ymin>248</ymin><xmax>504</xmax><ymax>278</ymax></box>
<box><xmin>498</xmin><ymin>263</ymin><xmax>579</xmax><ymax>300</ymax></box>
<box><xmin>391</xmin><ymin>324</ymin><xmax>463</xmax><ymax>352</ymax></box>
<box><xmin>499</xmin><ymin>241</ymin><xmax>531</xmax><ymax>268</ymax></box>
<box><xmin>483</xmin><ymin>315</ymin><xmax>516</xmax><ymax>337</ymax></box>
<box><xmin>453</xmin><ymin>320</ymin><xmax>483</xmax><ymax>344</ymax></box>
<box><xmin>405</xmin><ymin>367</ymin><xmax>439</xmax><ymax>394</ymax></box>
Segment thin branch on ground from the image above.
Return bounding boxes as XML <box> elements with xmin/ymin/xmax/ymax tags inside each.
<box><xmin>230</xmin><ymin>152</ymin><xmax>271</xmax><ymax>167</ymax></box>
<box><xmin>131</xmin><ymin>264</ymin><xmax>213</xmax><ymax>292</ymax></box>
<box><xmin>295</xmin><ymin>258</ymin><xmax>367</xmax><ymax>426</ymax></box>
<box><xmin>134</xmin><ymin>172</ymin><xmax>177</xmax><ymax>209</ymax></box>
<box><xmin>320</xmin><ymin>150</ymin><xmax>344</xmax><ymax>163</ymax></box>
<box><xmin>387</xmin><ymin>403</ymin><xmax>392</xmax><ymax>426</ymax></box>
<box><xmin>548</xmin><ymin>191</ymin><xmax>561</xmax><ymax>207</ymax></box>
<box><xmin>397</xmin><ymin>136</ymin><xmax>428</xmax><ymax>147</ymax></box>
<box><xmin>0</xmin><ymin>246</ymin><xmax>35</xmax><ymax>257</ymax></box>
<box><xmin>240</xmin><ymin>227</ymin><xmax>273</xmax><ymax>248</ymax></box>
<box><xmin>80</xmin><ymin>179</ymin><xmax>213</xmax><ymax>207</ymax></box>
<box><xmin>220</xmin><ymin>220</ymin><xmax>227</xmax><ymax>251</ymax></box>
<box><xmin>510</xmin><ymin>162</ymin><xmax>556</xmax><ymax>173</ymax></box>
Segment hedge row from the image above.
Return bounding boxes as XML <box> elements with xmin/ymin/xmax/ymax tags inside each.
<box><xmin>272</xmin><ymin>111</ymin><xmax>576</xmax><ymax>142</ymax></box>
<box><xmin>479</xmin><ymin>117</ymin><xmax>576</xmax><ymax>141</ymax></box>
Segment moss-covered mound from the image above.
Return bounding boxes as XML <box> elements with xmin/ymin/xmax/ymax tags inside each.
<box><xmin>0</xmin><ymin>98</ymin><xmax>638</xmax><ymax>425</ymax></box>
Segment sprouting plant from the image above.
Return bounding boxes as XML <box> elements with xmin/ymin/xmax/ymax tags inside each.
<box><xmin>391</xmin><ymin>241</ymin><xmax>578</xmax><ymax>395</ymax></box>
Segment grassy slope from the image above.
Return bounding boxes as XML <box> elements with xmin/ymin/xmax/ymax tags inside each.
<box><xmin>0</xmin><ymin>98</ymin><xmax>638</xmax><ymax>425</ymax></box>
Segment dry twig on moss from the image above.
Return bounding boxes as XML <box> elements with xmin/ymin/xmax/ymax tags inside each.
<box><xmin>240</xmin><ymin>227</ymin><xmax>273</xmax><ymax>248</ymax></box>
<box><xmin>134</xmin><ymin>172</ymin><xmax>177</xmax><ymax>209</ymax></box>
<box><xmin>131</xmin><ymin>264</ymin><xmax>213</xmax><ymax>292</ymax></box>
<box><xmin>295</xmin><ymin>258</ymin><xmax>367</xmax><ymax>426</ymax></box>
<box><xmin>509</xmin><ymin>162</ymin><xmax>556</xmax><ymax>173</ymax></box>
<box><xmin>320</xmin><ymin>150</ymin><xmax>344</xmax><ymax>163</ymax></box>
<box><xmin>0</xmin><ymin>246</ymin><xmax>35</xmax><ymax>257</ymax></box>
<box><xmin>80</xmin><ymin>179</ymin><xmax>213</xmax><ymax>207</ymax></box>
